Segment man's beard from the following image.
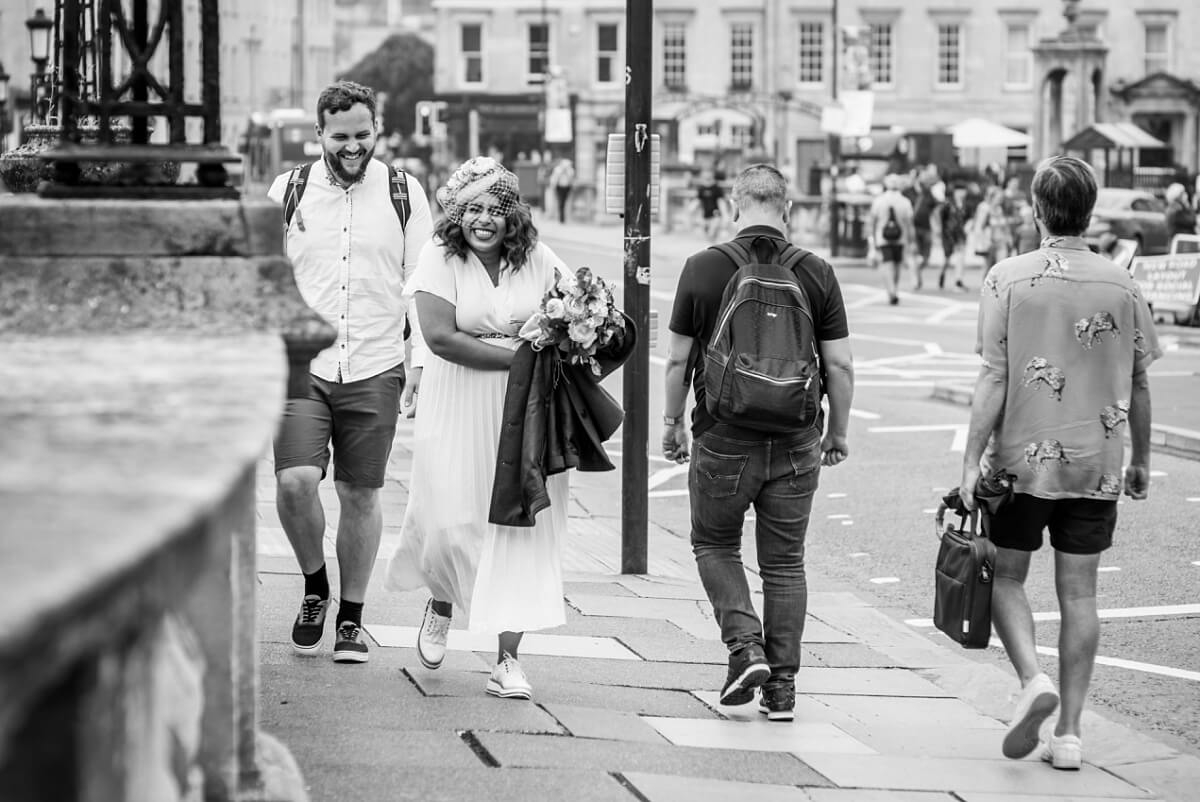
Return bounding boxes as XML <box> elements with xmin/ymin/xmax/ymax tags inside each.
<box><xmin>325</xmin><ymin>144</ymin><xmax>375</xmax><ymax>186</ymax></box>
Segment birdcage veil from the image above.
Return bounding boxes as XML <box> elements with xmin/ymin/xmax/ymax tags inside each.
<box><xmin>437</xmin><ymin>156</ymin><xmax>521</xmax><ymax>225</ymax></box>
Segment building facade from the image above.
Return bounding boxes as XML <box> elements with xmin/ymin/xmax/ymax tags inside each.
<box><xmin>428</xmin><ymin>0</ymin><xmax>1200</xmax><ymax>199</ymax></box>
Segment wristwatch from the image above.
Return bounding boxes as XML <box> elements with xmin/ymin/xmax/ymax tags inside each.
<box><xmin>663</xmin><ymin>415</ymin><xmax>683</xmax><ymax>425</ymax></box>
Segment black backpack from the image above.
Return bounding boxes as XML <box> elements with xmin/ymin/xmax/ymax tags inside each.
<box><xmin>282</xmin><ymin>161</ymin><xmax>412</xmax><ymax>231</ymax></box>
<box><xmin>704</xmin><ymin>236</ymin><xmax>823</xmax><ymax>433</ymax></box>
<box><xmin>882</xmin><ymin>207</ymin><xmax>902</xmax><ymax>243</ymax></box>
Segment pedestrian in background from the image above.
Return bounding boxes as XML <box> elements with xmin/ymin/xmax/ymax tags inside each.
<box><xmin>662</xmin><ymin>163</ymin><xmax>854</xmax><ymax>722</ymax></box>
<box><xmin>910</xmin><ymin>170</ymin><xmax>938</xmax><ymax>290</ymax></box>
<box><xmin>972</xmin><ymin>185</ymin><xmax>1014</xmax><ymax>270</ymax></box>
<box><xmin>689</xmin><ymin>167</ymin><xmax>729</xmax><ymax>242</ymax></box>
<box><xmin>1014</xmin><ymin>202</ymin><xmax>1041</xmax><ymax>254</ymax></box>
<box><xmin>266</xmin><ymin>80</ymin><xmax>434</xmax><ymax>663</ymax></box>
<box><xmin>386</xmin><ymin>157</ymin><xmax>571</xmax><ymax>701</ymax></box>
<box><xmin>936</xmin><ymin>182</ymin><xmax>968</xmax><ymax>292</ymax></box>
<box><xmin>1164</xmin><ymin>182</ymin><xmax>1196</xmax><ymax>245</ymax></box>
<box><xmin>960</xmin><ymin>155</ymin><xmax>1161</xmax><ymax>770</ymax></box>
<box><xmin>868</xmin><ymin>174</ymin><xmax>916</xmax><ymax>304</ymax></box>
<box><xmin>549</xmin><ymin>157</ymin><xmax>575</xmax><ymax>224</ymax></box>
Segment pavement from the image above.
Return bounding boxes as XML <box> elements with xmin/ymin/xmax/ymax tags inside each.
<box><xmin>255</xmin><ymin>414</ymin><xmax>1200</xmax><ymax>802</ymax></box>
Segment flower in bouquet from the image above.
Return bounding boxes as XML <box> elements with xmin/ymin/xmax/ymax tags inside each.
<box><xmin>519</xmin><ymin>266</ymin><xmax>627</xmax><ymax>376</ymax></box>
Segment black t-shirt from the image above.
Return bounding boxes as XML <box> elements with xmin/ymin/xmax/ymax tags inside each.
<box><xmin>668</xmin><ymin>225</ymin><xmax>851</xmax><ymax>437</ymax></box>
<box><xmin>696</xmin><ymin>183</ymin><xmax>725</xmax><ymax>217</ymax></box>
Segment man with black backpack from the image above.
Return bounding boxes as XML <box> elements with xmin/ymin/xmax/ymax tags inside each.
<box><xmin>662</xmin><ymin>164</ymin><xmax>855</xmax><ymax>721</ymax></box>
<box><xmin>266</xmin><ymin>81</ymin><xmax>434</xmax><ymax>664</ymax></box>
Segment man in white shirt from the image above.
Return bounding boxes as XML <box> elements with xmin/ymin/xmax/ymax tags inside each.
<box><xmin>267</xmin><ymin>81</ymin><xmax>434</xmax><ymax>663</ymax></box>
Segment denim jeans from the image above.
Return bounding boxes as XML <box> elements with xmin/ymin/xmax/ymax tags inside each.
<box><xmin>689</xmin><ymin>423</ymin><xmax>822</xmax><ymax>686</ymax></box>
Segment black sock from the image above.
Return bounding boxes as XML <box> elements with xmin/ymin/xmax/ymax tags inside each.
<box><xmin>303</xmin><ymin>565</ymin><xmax>330</xmax><ymax>600</ymax></box>
<box><xmin>339</xmin><ymin>599</ymin><xmax>364</xmax><ymax>628</ymax></box>
<box><xmin>431</xmin><ymin>599</ymin><xmax>453</xmax><ymax>617</ymax></box>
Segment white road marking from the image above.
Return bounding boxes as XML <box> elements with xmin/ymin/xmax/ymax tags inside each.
<box><xmin>648</xmin><ymin>463</ymin><xmax>690</xmax><ymax>489</ymax></box>
<box><xmin>1187</xmin><ymin>498</ymin><xmax>1200</xmax><ymax>503</ymax></box>
<box><xmin>922</xmin><ymin>508</ymin><xmax>940</xmax><ymax>514</ymax></box>
<box><xmin>849</xmin><ymin>408</ymin><xmax>881</xmax><ymax>420</ymax></box>
<box><xmin>827</xmin><ymin>514</ymin><xmax>852</xmax><ymax>519</ymax></box>
<box><xmin>870</xmin><ymin>423</ymin><xmax>968</xmax><ymax>452</ymax></box>
<box><xmin>851</xmin><ymin>332</ymin><xmax>932</xmax><ymax>348</ymax></box>
<box><xmin>1192</xmin><ymin>561</ymin><xmax>1200</xmax><ymax>567</ymax></box>
<box><xmin>827</xmin><ymin>492</ymin><xmax>848</xmax><ymax>499</ymax></box>
<box><xmin>1098</xmin><ymin>566</ymin><xmax>1121</xmax><ymax>573</ymax></box>
<box><xmin>907</xmin><ymin>602</ymin><xmax>1200</xmax><ymax>628</ymax></box>
<box><xmin>841</xmin><ymin>520</ymin><xmax>854</xmax><ymax>526</ymax></box>
<box><xmin>1035</xmin><ymin>645</ymin><xmax>1200</xmax><ymax>683</ymax></box>
<box><xmin>869</xmin><ymin>577</ymin><xmax>900</xmax><ymax>584</ymax></box>
<box><xmin>648</xmin><ymin>489</ymin><xmax>689</xmax><ymax>498</ymax></box>
<box><xmin>848</xmin><ymin>552</ymin><xmax>869</xmax><ymax>558</ymax></box>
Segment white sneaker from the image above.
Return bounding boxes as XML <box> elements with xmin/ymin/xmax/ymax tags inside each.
<box><xmin>416</xmin><ymin>599</ymin><xmax>451</xmax><ymax>670</ymax></box>
<box><xmin>485</xmin><ymin>652</ymin><xmax>533</xmax><ymax>700</ymax></box>
<box><xmin>1040</xmin><ymin>733</ymin><xmax>1083</xmax><ymax>770</ymax></box>
<box><xmin>1003</xmin><ymin>673</ymin><xmax>1060</xmax><ymax>759</ymax></box>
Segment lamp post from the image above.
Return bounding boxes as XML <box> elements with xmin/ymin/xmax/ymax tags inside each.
<box><xmin>0</xmin><ymin>62</ymin><xmax>10</xmax><ymax>154</ymax></box>
<box><xmin>26</xmin><ymin>8</ymin><xmax>54</xmax><ymax>126</ymax></box>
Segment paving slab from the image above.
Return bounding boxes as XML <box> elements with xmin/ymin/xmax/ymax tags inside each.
<box><xmin>957</xmin><ymin>795</ymin><xmax>1159</xmax><ymax>802</ymax></box>
<box><xmin>622</xmin><ymin>772</ymin><xmax>809</xmax><ymax>801</ymax></box>
<box><xmin>802</xmin><ymin>694</ymin><xmax>1005</xmax><ymax>731</ymax></box>
<box><xmin>794</xmin><ymin>667</ymin><xmax>952</xmax><ymax>697</ymax></box>
<box><xmin>297</xmin><ymin>765</ymin><xmax>639</xmax><ymax>802</ymax></box>
<box><xmin>615</xmin><ymin>575</ymin><xmax>710</xmax><ymax>600</ymax></box>
<box><xmin>471</xmin><ymin>731</ymin><xmax>832</xmax><ymax>786</ymax></box>
<box><xmin>642</xmin><ymin>716</ymin><xmax>875</xmax><ymax>755</ymax></box>
<box><xmin>795</xmin><ymin>754</ymin><xmax>1154</xmax><ymax>797</ymax></box>
<box><xmin>540</xmin><ymin>703</ymin><xmax>671</xmax><ymax>744</ymax></box>
<box><xmin>804</xmin><ymin>642</ymin><xmax>935</xmax><ymax>668</ymax></box>
<box><xmin>1108</xmin><ymin>754</ymin><xmax>1200</xmax><ymax>802</ymax></box>
<box><xmin>367</xmin><ymin>624</ymin><xmax>642</xmax><ymax>660</ymax></box>
<box><xmin>564</xmin><ymin>580</ymin><xmax>638</xmax><ymax>597</ymax></box>
<box><xmin>505</xmin><ymin>654</ymin><xmax>727</xmax><ymax>691</ymax></box>
<box><xmin>838</xmin><ymin>724</ymin><xmax>1008</xmax><ymax>760</ymax></box>
<box><xmin>804</xmin><ymin>791</ymin><xmax>959</xmax><ymax>802</ymax></box>
<box><xmin>617</xmin><ymin>629</ymin><xmax>727</xmax><ymax>664</ymax></box>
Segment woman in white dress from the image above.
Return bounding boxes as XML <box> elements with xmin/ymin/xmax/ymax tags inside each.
<box><xmin>386</xmin><ymin>157</ymin><xmax>569</xmax><ymax>700</ymax></box>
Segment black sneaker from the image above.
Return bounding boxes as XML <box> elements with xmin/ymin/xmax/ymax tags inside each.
<box><xmin>291</xmin><ymin>594</ymin><xmax>329</xmax><ymax>654</ymax></box>
<box><xmin>759</xmin><ymin>683</ymin><xmax>796</xmax><ymax>721</ymax></box>
<box><xmin>719</xmin><ymin>644</ymin><xmax>770</xmax><ymax>706</ymax></box>
<box><xmin>332</xmin><ymin>621</ymin><xmax>369</xmax><ymax>663</ymax></box>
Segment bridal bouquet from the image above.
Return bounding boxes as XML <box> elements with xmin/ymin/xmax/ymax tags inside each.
<box><xmin>519</xmin><ymin>267</ymin><xmax>629</xmax><ymax>377</ymax></box>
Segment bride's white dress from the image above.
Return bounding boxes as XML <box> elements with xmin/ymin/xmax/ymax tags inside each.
<box><xmin>385</xmin><ymin>239</ymin><xmax>569</xmax><ymax>634</ymax></box>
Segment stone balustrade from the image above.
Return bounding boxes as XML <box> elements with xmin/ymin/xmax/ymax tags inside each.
<box><xmin>0</xmin><ymin>196</ymin><xmax>330</xmax><ymax>801</ymax></box>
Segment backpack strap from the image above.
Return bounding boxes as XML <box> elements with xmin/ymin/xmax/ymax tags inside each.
<box><xmin>282</xmin><ymin>162</ymin><xmax>313</xmax><ymax>229</ymax></box>
<box><xmin>388</xmin><ymin>164</ymin><xmax>411</xmax><ymax>230</ymax></box>
<box><xmin>284</xmin><ymin>162</ymin><xmax>412</xmax><ymax>232</ymax></box>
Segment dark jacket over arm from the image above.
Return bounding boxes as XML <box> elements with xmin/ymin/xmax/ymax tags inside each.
<box><xmin>489</xmin><ymin>317</ymin><xmax>636</xmax><ymax>527</ymax></box>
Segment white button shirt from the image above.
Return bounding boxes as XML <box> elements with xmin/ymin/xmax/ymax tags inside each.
<box><xmin>268</xmin><ymin>158</ymin><xmax>434</xmax><ymax>383</ymax></box>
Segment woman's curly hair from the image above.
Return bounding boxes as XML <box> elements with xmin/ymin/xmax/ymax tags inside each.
<box><xmin>435</xmin><ymin>194</ymin><xmax>539</xmax><ymax>271</ymax></box>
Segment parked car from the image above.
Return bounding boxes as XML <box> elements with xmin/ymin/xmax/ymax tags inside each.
<box><xmin>1084</xmin><ymin>188</ymin><xmax>1171</xmax><ymax>256</ymax></box>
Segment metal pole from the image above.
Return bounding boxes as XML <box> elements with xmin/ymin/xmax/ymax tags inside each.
<box><xmin>828</xmin><ymin>0</ymin><xmax>840</xmax><ymax>256</ymax></box>
<box><xmin>621</xmin><ymin>0</ymin><xmax>651</xmax><ymax>575</ymax></box>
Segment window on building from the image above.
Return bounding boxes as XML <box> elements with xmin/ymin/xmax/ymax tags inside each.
<box><xmin>730</xmin><ymin>22</ymin><xmax>754</xmax><ymax>91</ymax></box>
<box><xmin>936</xmin><ymin>23</ymin><xmax>962</xmax><ymax>87</ymax></box>
<box><xmin>869</xmin><ymin>24</ymin><xmax>893</xmax><ymax>86</ymax></box>
<box><xmin>798</xmin><ymin>21</ymin><xmax>824</xmax><ymax>85</ymax></box>
<box><xmin>1144</xmin><ymin>23</ymin><xmax>1169</xmax><ymax>74</ymax></box>
<box><xmin>462</xmin><ymin>23</ymin><xmax>483</xmax><ymax>84</ymax></box>
<box><xmin>597</xmin><ymin>23</ymin><xmax>619</xmax><ymax>84</ymax></box>
<box><xmin>729</xmin><ymin>124</ymin><xmax>754</xmax><ymax>149</ymax></box>
<box><xmin>528</xmin><ymin>23</ymin><xmax>549</xmax><ymax>83</ymax></box>
<box><xmin>663</xmin><ymin>22</ymin><xmax>687</xmax><ymax>90</ymax></box>
<box><xmin>1004</xmin><ymin>22</ymin><xmax>1031</xmax><ymax>87</ymax></box>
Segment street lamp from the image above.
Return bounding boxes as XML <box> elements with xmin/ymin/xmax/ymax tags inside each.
<box><xmin>26</xmin><ymin>8</ymin><xmax>54</xmax><ymax>125</ymax></box>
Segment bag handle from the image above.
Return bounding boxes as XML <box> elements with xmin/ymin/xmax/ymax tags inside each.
<box><xmin>934</xmin><ymin>498</ymin><xmax>979</xmax><ymax>541</ymax></box>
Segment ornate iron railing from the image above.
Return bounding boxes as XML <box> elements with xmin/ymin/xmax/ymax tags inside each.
<box><xmin>40</xmin><ymin>0</ymin><xmax>237</xmax><ymax>198</ymax></box>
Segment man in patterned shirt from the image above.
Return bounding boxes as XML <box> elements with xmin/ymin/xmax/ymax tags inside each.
<box><xmin>960</xmin><ymin>156</ymin><xmax>1161</xmax><ymax>770</ymax></box>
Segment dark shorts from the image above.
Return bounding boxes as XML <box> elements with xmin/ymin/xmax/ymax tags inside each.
<box><xmin>915</xmin><ymin>228</ymin><xmax>933</xmax><ymax>260</ymax></box>
<box><xmin>273</xmin><ymin>363</ymin><xmax>405</xmax><ymax>488</ymax></box>
<box><xmin>879</xmin><ymin>243</ymin><xmax>904</xmax><ymax>263</ymax></box>
<box><xmin>984</xmin><ymin>493</ymin><xmax>1117</xmax><ymax>555</ymax></box>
